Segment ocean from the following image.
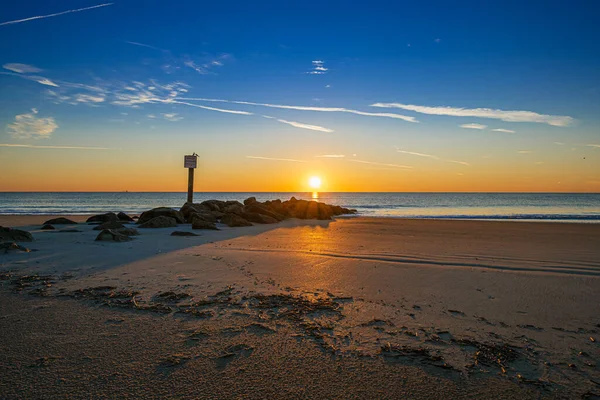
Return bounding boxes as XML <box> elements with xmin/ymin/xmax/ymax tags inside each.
<box><xmin>1</xmin><ymin>192</ymin><xmax>599</xmax><ymax>222</ymax></box>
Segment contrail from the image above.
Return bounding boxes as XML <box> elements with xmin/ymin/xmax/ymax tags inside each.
<box><xmin>0</xmin><ymin>3</ymin><xmax>113</xmax><ymax>26</ymax></box>
<box><xmin>0</xmin><ymin>143</ymin><xmax>116</xmax><ymax>150</ymax></box>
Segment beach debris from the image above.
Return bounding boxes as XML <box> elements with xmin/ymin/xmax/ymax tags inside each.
<box><xmin>191</xmin><ymin>219</ymin><xmax>218</xmax><ymax>230</ymax></box>
<box><xmin>380</xmin><ymin>343</ymin><xmax>455</xmax><ymax>370</ymax></box>
<box><xmin>41</xmin><ymin>224</ymin><xmax>55</xmax><ymax>230</ymax></box>
<box><xmin>42</xmin><ymin>217</ymin><xmax>77</xmax><ymax>225</ymax></box>
<box><xmin>117</xmin><ymin>212</ymin><xmax>135</xmax><ymax>222</ymax></box>
<box><xmin>1</xmin><ymin>242</ymin><xmax>30</xmax><ymax>253</ymax></box>
<box><xmin>94</xmin><ymin>229</ymin><xmax>133</xmax><ymax>242</ymax></box>
<box><xmin>171</xmin><ymin>231</ymin><xmax>200</xmax><ymax>236</ymax></box>
<box><xmin>12</xmin><ymin>274</ymin><xmax>56</xmax><ymax>294</ymax></box>
<box><xmin>0</xmin><ymin>226</ymin><xmax>33</xmax><ymax>242</ymax></box>
<box><xmin>138</xmin><ymin>216</ymin><xmax>177</xmax><ymax>228</ymax></box>
<box><xmin>93</xmin><ymin>221</ymin><xmax>126</xmax><ymax>231</ymax></box>
<box><xmin>86</xmin><ymin>212</ymin><xmax>119</xmax><ymax>224</ymax></box>
<box><xmin>138</xmin><ymin>207</ymin><xmax>185</xmax><ymax>224</ymax></box>
<box><xmin>451</xmin><ymin>337</ymin><xmax>520</xmax><ymax>372</ymax></box>
<box><xmin>447</xmin><ymin>309</ymin><xmax>465</xmax><ymax>316</ymax></box>
<box><xmin>221</xmin><ymin>213</ymin><xmax>253</xmax><ymax>227</ymax></box>
<box><xmin>591</xmin><ymin>337</ymin><xmax>596</xmax><ymax>343</ymax></box>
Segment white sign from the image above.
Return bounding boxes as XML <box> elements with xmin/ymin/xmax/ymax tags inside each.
<box><xmin>184</xmin><ymin>155</ymin><xmax>197</xmax><ymax>169</ymax></box>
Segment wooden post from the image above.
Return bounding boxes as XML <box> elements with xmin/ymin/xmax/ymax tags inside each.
<box><xmin>187</xmin><ymin>167</ymin><xmax>194</xmax><ymax>203</ymax></box>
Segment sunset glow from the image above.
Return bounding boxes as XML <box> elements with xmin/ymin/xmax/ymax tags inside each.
<box><xmin>309</xmin><ymin>176</ymin><xmax>322</xmax><ymax>190</ymax></box>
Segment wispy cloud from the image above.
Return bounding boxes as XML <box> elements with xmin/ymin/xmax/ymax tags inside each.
<box><xmin>0</xmin><ymin>3</ymin><xmax>113</xmax><ymax>26</ymax></box>
<box><xmin>554</xmin><ymin>142</ymin><xmax>565</xmax><ymax>145</ymax></box>
<box><xmin>492</xmin><ymin>128</ymin><xmax>515</xmax><ymax>133</ymax></box>
<box><xmin>74</xmin><ymin>93</ymin><xmax>105</xmax><ymax>104</ymax></box>
<box><xmin>6</xmin><ymin>109</ymin><xmax>57</xmax><ymax>139</ymax></box>
<box><xmin>184</xmin><ymin>54</ymin><xmax>230</xmax><ymax>75</ymax></box>
<box><xmin>316</xmin><ymin>154</ymin><xmax>345</xmax><ymax>158</ymax></box>
<box><xmin>307</xmin><ymin>60</ymin><xmax>328</xmax><ymax>75</ymax></box>
<box><xmin>587</xmin><ymin>144</ymin><xmax>600</xmax><ymax>149</ymax></box>
<box><xmin>371</xmin><ymin>103</ymin><xmax>574</xmax><ymax>127</ymax></box>
<box><xmin>0</xmin><ymin>143</ymin><xmax>115</xmax><ymax>150</ymax></box>
<box><xmin>162</xmin><ymin>113</ymin><xmax>183</xmax><ymax>122</ymax></box>
<box><xmin>274</xmin><ymin>118</ymin><xmax>333</xmax><ymax>132</ymax></box>
<box><xmin>397</xmin><ymin>148</ymin><xmax>470</xmax><ymax>166</ymax></box>
<box><xmin>246</xmin><ymin>156</ymin><xmax>307</xmax><ymax>163</ymax></box>
<box><xmin>176</xmin><ymin>97</ymin><xmax>418</xmax><ymax>122</ymax></box>
<box><xmin>2</xmin><ymin>63</ymin><xmax>42</xmax><ymax>73</ymax></box>
<box><xmin>1</xmin><ymin>71</ymin><xmax>60</xmax><ymax>87</ymax></box>
<box><xmin>123</xmin><ymin>41</ymin><xmax>167</xmax><ymax>52</ymax></box>
<box><xmin>518</xmin><ymin>150</ymin><xmax>533</xmax><ymax>154</ymax></box>
<box><xmin>349</xmin><ymin>159</ymin><xmax>412</xmax><ymax>169</ymax></box>
<box><xmin>459</xmin><ymin>123</ymin><xmax>487</xmax><ymax>130</ymax></box>
<box><xmin>168</xmin><ymin>100</ymin><xmax>253</xmax><ymax>115</ymax></box>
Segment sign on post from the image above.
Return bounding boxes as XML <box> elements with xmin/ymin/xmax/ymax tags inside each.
<box><xmin>184</xmin><ymin>154</ymin><xmax>198</xmax><ymax>203</ymax></box>
<box><xmin>184</xmin><ymin>155</ymin><xmax>197</xmax><ymax>169</ymax></box>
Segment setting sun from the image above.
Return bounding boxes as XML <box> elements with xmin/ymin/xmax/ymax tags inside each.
<box><xmin>309</xmin><ymin>176</ymin><xmax>322</xmax><ymax>189</ymax></box>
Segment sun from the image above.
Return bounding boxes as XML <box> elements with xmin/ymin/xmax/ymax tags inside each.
<box><xmin>309</xmin><ymin>176</ymin><xmax>322</xmax><ymax>189</ymax></box>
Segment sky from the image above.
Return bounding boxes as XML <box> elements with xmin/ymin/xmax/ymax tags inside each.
<box><xmin>0</xmin><ymin>0</ymin><xmax>599</xmax><ymax>192</ymax></box>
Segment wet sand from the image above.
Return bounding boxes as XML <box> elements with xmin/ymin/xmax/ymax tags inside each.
<box><xmin>1</xmin><ymin>216</ymin><xmax>599</xmax><ymax>398</ymax></box>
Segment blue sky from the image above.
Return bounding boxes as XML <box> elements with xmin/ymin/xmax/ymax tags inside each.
<box><xmin>0</xmin><ymin>0</ymin><xmax>599</xmax><ymax>191</ymax></box>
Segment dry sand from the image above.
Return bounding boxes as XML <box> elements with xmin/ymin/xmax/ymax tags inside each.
<box><xmin>1</xmin><ymin>216</ymin><xmax>599</xmax><ymax>399</ymax></box>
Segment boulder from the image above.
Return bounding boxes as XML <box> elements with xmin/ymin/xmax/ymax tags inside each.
<box><xmin>244</xmin><ymin>203</ymin><xmax>285</xmax><ymax>221</ymax></box>
<box><xmin>55</xmin><ymin>229</ymin><xmax>83</xmax><ymax>233</ymax></box>
<box><xmin>243</xmin><ymin>213</ymin><xmax>279</xmax><ymax>224</ymax></box>
<box><xmin>171</xmin><ymin>231</ymin><xmax>200</xmax><ymax>237</ymax></box>
<box><xmin>200</xmin><ymin>200</ymin><xmax>225</xmax><ymax>213</ymax></box>
<box><xmin>117</xmin><ymin>212</ymin><xmax>135</xmax><ymax>222</ymax></box>
<box><xmin>86</xmin><ymin>213</ymin><xmax>118</xmax><ymax>224</ymax></box>
<box><xmin>138</xmin><ymin>207</ymin><xmax>184</xmax><ymax>224</ymax></box>
<box><xmin>192</xmin><ymin>219</ymin><xmax>218</xmax><ymax>230</ymax></box>
<box><xmin>114</xmin><ymin>227</ymin><xmax>139</xmax><ymax>236</ymax></box>
<box><xmin>190</xmin><ymin>212</ymin><xmax>218</xmax><ymax>224</ymax></box>
<box><xmin>93</xmin><ymin>221</ymin><xmax>126</xmax><ymax>231</ymax></box>
<box><xmin>139</xmin><ymin>216</ymin><xmax>177</xmax><ymax>229</ymax></box>
<box><xmin>243</xmin><ymin>197</ymin><xmax>257</xmax><ymax>206</ymax></box>
<box><xmin>1</xmin><ymin>242</ymin><xmax>30</xmax><ymax>253</ymax></box>
<box><xmin>224</xmin><ymin>203</ymin><xmax>245</xmax><ymax>215</ymax></box>
<box><xmin>0</xmin><ymin>226</ymin><xmax>33</xmax><ymax>242</ymax></box>
<box><xmin>41</xmin><ymin>224</ymin><xmax>55</xmax><ymax>230</ymax></box>
<box><xmin>43</xmin><ymin>217</ymin><xmax>77</xmax><ymax>225</ymax></box>
<box><xmin>95</xmin><ymin>229</ymin><xmax>133</xmax><ymax>242</ymax></box>
<box><xmin>180</xmin><ymin>202</ymin><xmax>212</xmax><ymax>221</ymax></box>
<box><xmin>221</xmin><ymin>213</ymin><xmax>253</xmax><ymax>227</ymax></box>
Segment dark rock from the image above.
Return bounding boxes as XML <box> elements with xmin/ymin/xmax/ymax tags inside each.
<box><xmin>243</xmin><ymin>213</ymin><xmax>279</xmax><ymax>224</ymax></box>
<box><xmin>221</xmin><ymin>213</ymin><xmax>253</xmax><ymax>227</ymax></box>
<box><xmin>43</xmin><ymin>217</ymin><xmax>77</xmax><ymax>225</ymax></box>
<box><xmin>55</xmin><ymin>229</ymin><xmax>83</xmax><ymax>233</ymax></box>
<box><xmin>0</xmin><ymin>242</ymin><xmax>30</xmax><ymax>253</ymax></box>
<box><xmin>200</xmin><ymin>200</ymin><xmax>226</xmax><ymax>213</ymax></box>
<box><xmin>138</xmin><ymin>207</ymin><xmax>184</xmax><ymax>224</ymax></box>
<box><xmin>117</xmin><ymin>212</ymin><xmax>135</xmax><ymax>222</ymax></box>
<box><xmin>114</xmin><ymin>227</ymin><xmax>139</xmax><ymax>236</ymax></box>
<box><xmin>41</xmin><ymin>224</ymin><xmax>55</xmax><ymax>230</ymax></box>
<box><xmin>139</xmin><ymin>216</ymin><xmax>177</xmax><ymax>229</ymax></box>
<box><xmin>224</xmin><ymin>203</ymin><xmax>245</xmax><ymax>215</ymax></box>
<box><xmin>180</xmin><ymin>202</ymin><xmax>211</xmax><ymax>221</ymax></box>
<box><xmin>171</xmin><ymin>231</ymin><xmax>200</xmax><ymax>237</ymax></box>
<box><xmin>244</xmin><ymin>197</ymin><xmax>257</xmax><ymax>206</ymax></box>
<box><xmin>93</xmin><ymin>221</ymin><xmax>126</xmax><ymax>231</ymax></box>
<box><xmin>190</xmin><ymin>212</ymin><xmax>218</xmax><ymax>224</ymax></box>
<box><xmin>244</xmin><ymin>203</ymin><xmax>285</xmax><ymax>221</ymax></box>
<box><xmin>95</xmin><ymin>229</ymin><xmax>133</xmax><ymax>242</ymax></box>
<box><xmin>0</xmin><ymin>226</ymin><xmax>33</xmax><ymax>242</ymax></box>
<box><xmin>192</xmin><ymin>219</ymin><xmax>218</xmax><ymax>230</ymax></box>
<box><xmin>86</xmin><ymin>213</ymin><xmax>118</xmax><ymax>224</ymax></box>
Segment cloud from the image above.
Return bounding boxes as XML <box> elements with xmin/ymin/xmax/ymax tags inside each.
<box><xmin>371</xmin><ymin>103</ymin><xmax>574</xmax><ymax>127</ymax></box>
<box><xmin>492</xmin><ymin>128</ymin><xmax>515</xmax><ymax>133</ymax></box>
<box><xmin>184</xmin><ymin>54</ymin><xmax>230</xmax><ymax>75</ymax></box>
<box><xmin>176</xmin><ymin>97</ymin><xmax>417</xmax><ymax>122</ymax></box>
<box><xmin>459</xmin><ymin>123</ymin><xmax>487</xmax><ymax>130</ymax></box>
<box><xmin>518</xmin><ymin>150</ymin><xmax>533</xmax><ymax>154</ymax></box>
<box><xmin>0</xmin><ymin>3</ymin><xmax>113</xmax><ymax>26</ymax></box>
<box><xmin>168</xmin><ymin>100</ymin><xmax>253</xmax><ymax>115</ymax></box>
<box><xmin>0</xmin><ymin>143</ymin><xmax>115</xmax><ymax>150</ymax></box>
<box><xmin>3</xmin><ymin>63</ymin><xmax>42</xmax><ymax>73</ymax></box>
<box><xmin>123</xmin><ymin>41</ymin><xmax>166</xmax><ymax>52</ymax></box>
<box><xmin>74</xmin><ymin>93</ymin><xmax>104</xmax><ymax>103</ymax></box>
<box><xmin>162</xmin><ymin>113</ymin><xmax>183</xmax><ymax>122</ymax></box>
<box><xmin>316</xmin><ymin>154</ymin><xmax>345</xmax><ymax>158</ymax></box>
<box><xmin>554</xmin><ymin>142</ymin><xmax>565</xmax><ymax>145</ymax></box>
<box><xmin>274</xmin><ymin>119</ymin><xmax>333</xmax><ymax>132</ymax></box>
<box><xmin>1</xmin><ymin>71</ymin><xmax>60</xmax><ymax>87</ymax></box>
<box><xmin>348</xmin><ymin>159</ymin><xmax>412</xmax><ymax>169</ymax></box>
<box><xmin>246</xmin><ymin>156</ymin><xmax>307</xmax><ymax>163</ymax></box>
<box><xmin>307</xmin><ymin>60</ymin><xmax>328</xmax><ymax>75</ymax></box>
<box><xmin>587</xmin><ymin>144</ymin><xmax>600</xmax><ymax>149</ymax></box>
<box><xmin>6</xmin><ymin>109</ymin><xmax>57</xmax><ymax>139</ymax></box>
<box><xmin>397</xmin><ymin>148</ymin><xmax>470</xmax><ymax>166</ymax></box>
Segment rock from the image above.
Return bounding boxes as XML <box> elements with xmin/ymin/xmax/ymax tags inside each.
<box><xmin>243</xmin><ymin>197</ymin><xmax>257</xmax><ymax>206</ymax></box>
<box><xmin>114</xmin><ymin>227</ymin><xmax>139</xmax><ymax>236</ymax></box>
<box><xmin>180</xmin><ymin>202</ymin><xmax>211</xmax><ymax>221</ymax></box>
<box><xmin>55</xmin><ymin>229</ymin><xmax>83</xmax><ymax>233</ymax></box>
<box><xmin>171</xmin><ymin>231</ymin><xmax>200</xmax><ymax>237</ymax></box>
<box><xmin>93</xmin><ymin>221</ymin><xmax>126</xmax><ymax>231</ymax></box>
<box><xmin>0</xmin><ymin>242</ymin><xmax>30</xmax><ymax>253</ymax></box>
<box><xmin>0</xmin><ymin>226</ymin><xmax>33</xmax><ymax>242</ymax></box>
<box><xmin>41</xmin><ymin>224</ymin><xmax>55</xmax><ymax>230</ymax></box>
<box><xmin>190</xmin><ymin>212</ymin><xmax>218</xmax><ymax>224</ymax></box>
<box><xmin>224</xmin><ymin>203</ymin><xmax>245</xmax><ymax>215</ymax></box>
<box><xmin>138</xmin><ymin>207</ymin><xmax>184</xmax><ymax>224</ymax></box>
<box><xmin>221</xmin><ymin>213</ymin><xmax>253</xmax><ymax>227</ymax></box>
<box><xmin>244</xmin><ymin>203</ymin><xmax>285</xmax><ymax>221</ymax></box>
<box><xmin>200</xmin><ymin>200</ymin><xmax>226</xmax><ymax>213</ymax></box>
<box><xmin>139</xmin><ymin>216</ymin><xmax>177</xmax><ymax>229</ymax></box>
<box><xmin>117</xmin><ymin>212</ymin><xmax>135</xmax><ymax>222</ymax></box>
<box><xmin>243</xmin><ymin>213</ymin><xmax>279</xmax><ymax>224</ymax></box>
<box><xmin>95</xmin><ymin>229</ymin><xmax>133</xmax><ymax>242</ymax></box>
<box><xmin>192</xmin><ymin>219</ymin><xmax>218</xmax><ymax>230</ymax></box>
<box><xmin>86</xmin><ymin>213</ymin><xmax>118</xmax><ymax>224</ymax></box>
<box><xmin>43</xmin><ymin>217</ymin><xmax>77</xmax><ymax>225</ymax></box>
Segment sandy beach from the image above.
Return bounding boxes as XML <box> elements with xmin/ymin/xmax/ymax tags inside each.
<box><xmin>1</xmin><ymin>216</ymin><xmax>599</xmax><ymax>399</ymax></box>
